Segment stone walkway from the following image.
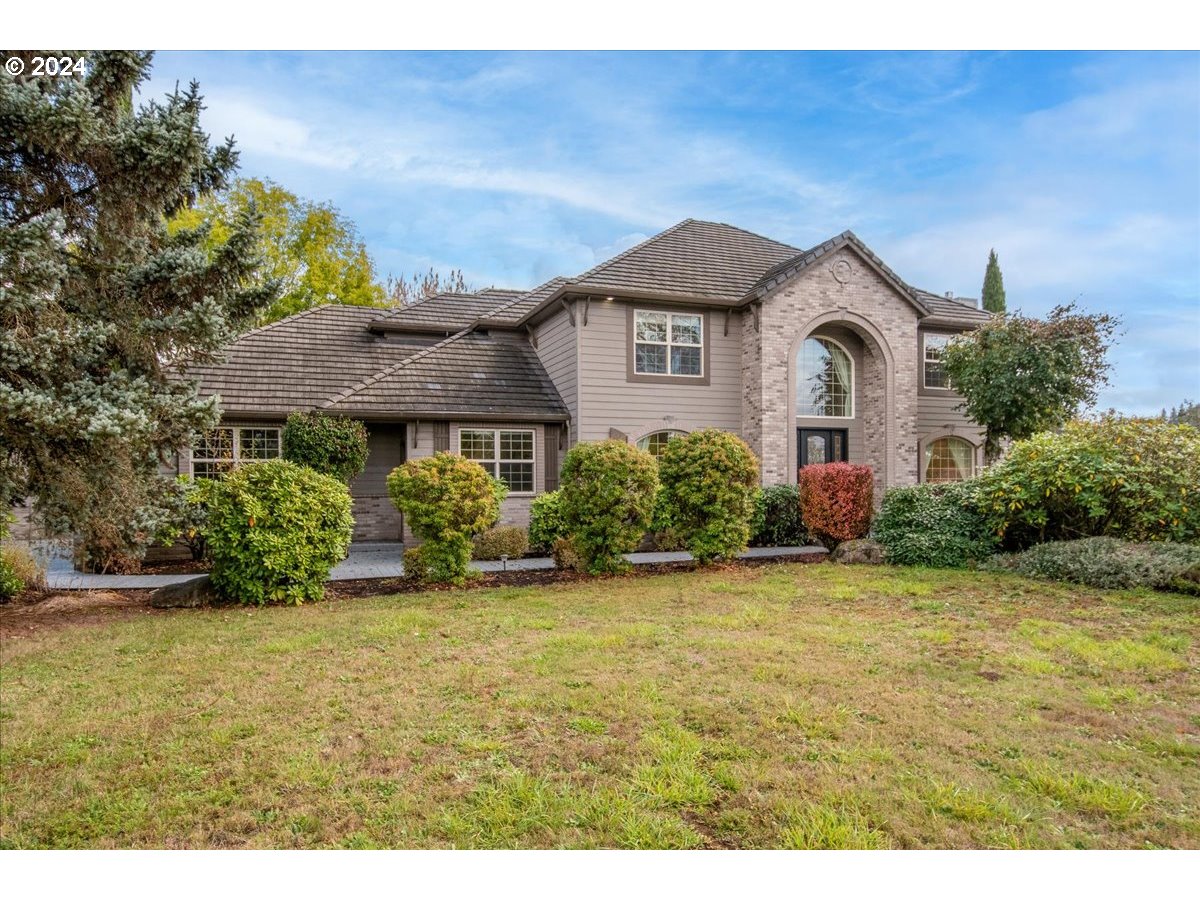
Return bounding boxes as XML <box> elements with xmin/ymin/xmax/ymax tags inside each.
<box><xmin>39</xmin><ymin>542</ymin><xmax>826</xmax><ymax>590</ymax></box>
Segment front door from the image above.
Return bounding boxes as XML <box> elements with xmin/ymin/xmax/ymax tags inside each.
<box><xmin>798</xmin><ymin>428</ymin><xmax>848</xmax><ymax>470</ymax></box>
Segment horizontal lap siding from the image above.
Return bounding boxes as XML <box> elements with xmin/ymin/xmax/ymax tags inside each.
<box><xmin>450</xmin><ymin>422</ymin><xmax>546</xmax><ymax>529</ymax></box>
<box><xmin>535</xmin><ymin>308</ymin><xmax>578</xmax><ymax>445</ymax></box>
<box><xmin>577</xmin><ymin>301</ymin><xmax>743</xmax><ymax>444</ymax></box>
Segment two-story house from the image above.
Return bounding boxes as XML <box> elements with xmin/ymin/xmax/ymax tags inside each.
<box><xmin>178</xmin><ymin>219</ymin><xmax>991</xmax><ymax>541</ymax></box>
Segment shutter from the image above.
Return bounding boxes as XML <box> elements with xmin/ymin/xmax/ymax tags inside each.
<box><xmin>544</xmin><ymin>424</ymin><xmax>561</xmax><ymax>492</ymax></box>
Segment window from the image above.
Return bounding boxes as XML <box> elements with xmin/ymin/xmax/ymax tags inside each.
<box><xmin>924</xmin><ymin>436</ymin><xmax>975</xmax><ymax>483</ymax></box>
<box><xmin>634</xmin><ymin>310</ymin><xmax>703</xmax><ymax>377</ymax></box>
<box><xmin>191</xmin><ymin>427</ymin><xmax>280</xmax><ymax>478</ymax></box>
<box><xmin>459</xmin><ymin>429</ymin><xmax>535</xmax><ymax>493</ymax></box>
<box><xmin>923</xmin><ymin>333</ymin><xmax>950</xmax><ymax>389</ymax></box>
<box><xmin>797</xmin><ymin>337</ymin><xmax>853</xmax><ymax>417</ymax></box>
<box><xmin>636</xmin><ymin>430</ymin><xmax>687</xmax><ymax>458</ymax></box>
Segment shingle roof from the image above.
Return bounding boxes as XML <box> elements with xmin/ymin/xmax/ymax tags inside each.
<box><xmin>914</xmin><ymin>291</ymin><xmax>993</xmax><ymax>325</ymax></box>
<box><xmin>483</xmin><ymin>277</ymin><xmax>571</xmax><ymax>324</ymax></box>
<box><xmin>370</xmin><ymin>291</ymin><xmax>518</xmax><ymax>332</ymax></box>
<box><xmin>569</xmin><ymin>219</ymin><xmax>800</xmax><ymax>304</ymax></box>
<box><xmin>325</xmin><ymin>330</ymin><xmax>568</xmax><ymax>420</ymax></box>
<box><xmin>177</xmin><ymin>306</ymin><xmax>430</xmax><ymax>416</ymax></box>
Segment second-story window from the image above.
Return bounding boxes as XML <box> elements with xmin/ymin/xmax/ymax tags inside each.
<box><xmin>923</xmin><ymin>333</ymin><xmax>951</xmax><ymax>389</ymax></box>
<box><xmin>634</xmin><ymin>310</ymin><xmax>703</xmax><ymax>377</ymax></box>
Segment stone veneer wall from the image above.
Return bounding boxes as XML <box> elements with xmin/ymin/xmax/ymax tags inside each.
<box><xmin>742</xmin><ymin>245</ymin><xmax>921</xmax><ymax>499</ymax></box>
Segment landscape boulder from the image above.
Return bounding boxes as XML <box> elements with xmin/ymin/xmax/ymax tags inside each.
<box><xmin>830</xmin><ymin>538</ymin><xmax>885</xmax><ymax>565</ymax></box>
<box><xmin>149</xmin><ymin>575</ymin><xmax>217</xmax><ymax>608</ymax></box>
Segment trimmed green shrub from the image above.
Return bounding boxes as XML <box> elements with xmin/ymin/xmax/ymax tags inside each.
<box><xmin>983</xmin><ymin>537</ymin><xmax>1200</xmax><ymax>594</ymax></box>
<box><xmin>282</xmin><ymin>411</ymin><xmax>369</xmax><ymax>483</ymax></box>
<box><xmin>551</xmin><ymin>536</ymin><xmax>585</xmax><ymax>573</ymax></box>
<box><xmin>977</xmin><ymin>417</ymin><xmax>1200</xmax><ymax>548</ymax></box>
<box><xmin>558</xmin><ymin>440</ymin><xmax>659</xmax><ymax>574</ymax></box>
<box><xmin>874</xmin><ymin>480</ymin><xmax>997</xmax><ymax>568</ymax></box>
<box><xmin>657</xmin><ymin>429</ymin><xmax>760</xmax><ymax>564</ymax></box>
<box><xmin>647</xmin><ymin>487</ymin><xmax>685</xmax><ymax>552</ymax></box>
<box><xmin>206</xmin><ymin>460</ymin><xmax>353</xmax><ymax>605</ymax></box>
<box><xmin>528</xmin><ymin>490</ymin><xmax>567</xmax><ymax>554</ymax></box>
<box><xmin>387</xmin><ymin>452</ymin><xmax>505</xmax><ymax>584</ymax></box>
<box><xmin>472</xmin><ymin>525</ymin><xmax>530</xmax><ymax>561</ymax></box>
<box><xmin>799</xmin><ymin>463</ymin><xmax>874</xmax><ymax>550</ymax></box>
<box><xmin>751</xmin><ymin>484</ymin><xmax>808</xmax><ymax>548</ymax></box>
<box><xmin>160</xmin><ymin>475</ymin><xmax>220</xmax><ymax>561</ymax></box>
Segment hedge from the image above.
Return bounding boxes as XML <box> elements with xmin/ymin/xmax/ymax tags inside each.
<box><xmin>751</xmin><ymin>484</ymin><xmax>807</xmax><ymax>547</ymax></box>
<box><xmin>874</xmin><ymin>480</ymin><xmax>996</xmax><ymax>568</ymax></box>
<box><xmin>281</xmin><ymin>411</ymin><xmax>369</xmax><ymax>483</ymax></box>
<box><xmin>799</xmin><ymin>463</ymin><xmax>874</xmax><ymax>550</ymax></box>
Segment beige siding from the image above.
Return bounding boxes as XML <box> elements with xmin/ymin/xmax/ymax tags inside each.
<box><xmin>535</xmin><ymin>307</ymin><xmax>579</xmax><ymax>445</ymax></box>
<box><xmin>450</xmin><ymin>422</ymin><xmax>545</xmax><ymax>529</ymax></box>
<box><xmin>916</xmin><ymin>391</ymin><xmax>985</xmax><ymax>480</ymax></box>
<box><xmin>794</xmin><ymin>325</ymin><xmax>866</xmax><ymax>469</ymax></box>
<box><xmin>576</xmin><ymin>300</ymin><xmax>743</xmax><ymax>446</ymax></box>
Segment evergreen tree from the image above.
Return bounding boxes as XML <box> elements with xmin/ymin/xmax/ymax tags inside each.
<box><xmin>981</xmin><ymin>248</ymin><xmax>1007</xmax><ymax>314</ymax></box>
<box><xmin>1</xmin><ymin>51</ymin><xmax>275</xmax><ymax>570</ymax></box>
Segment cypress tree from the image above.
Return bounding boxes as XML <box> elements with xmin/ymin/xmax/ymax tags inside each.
<box><xmin>1</xmin><ymin>51</ymin><xmax>276</xmax><ymax>569</ymax></box>
<box><xmin>981</xmin><ymin>248</ymin><xmax>1007</xmax><ymax>314</ymax></box>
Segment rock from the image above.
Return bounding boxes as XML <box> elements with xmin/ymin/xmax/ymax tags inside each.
<box><xmin>149</xmin><ymin>575</ymin><xmax>216</xmax><ymax>608</ymax></box>
<box><xmin>830</xmin><ymin>538</ymin><xmax>885</xmax><ymax>565</ymax></box>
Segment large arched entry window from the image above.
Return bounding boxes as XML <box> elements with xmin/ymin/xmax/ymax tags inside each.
<box><xmin>636</xmin><ymin>429</ymin><xmax>687</xmax><ymax>458</ymax></box>
<box><xmin>923</xmin><ymin>436</ymin><xmax>976</xmax><ymax>483</ymax></box>
<box><xmin>797</xmin><ymin>337</ymin><xmax>853</xmax><ymax>418</ymax></box>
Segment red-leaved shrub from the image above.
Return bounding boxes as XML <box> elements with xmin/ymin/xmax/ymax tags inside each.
<box><xmin>798</xmin><ymin>463</ymin><xmax>874</xmax><ymax>549</ymax></box>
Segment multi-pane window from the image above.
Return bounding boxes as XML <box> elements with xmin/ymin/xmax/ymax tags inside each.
<box><xmin>923</xmin><ymin>333</ymin><xmax>950</xmax><ymax>389</ymax></box>
<box><xmin>459</xmin><ymin>429</ymin><xmax>535</xmax><ymax>493</ymax></box>
<box><xmin>797</xmin><ymin>337</ymin><xmax>853</xmax><ymax>417</ymax></box>
<box><xmin>190</xmin><ymin>427</ymin><xmax>281</xmax><ymax>478</ymax></box>
<box><xmin>635</xmin><ymin>430</ymin><xmax>687</xmax><ymax>458</ymax></box>
<box><xmin>634</xmin><ymin>311</ymin><xmax>703</xmax><ymax>377</ymax></box>
<box><xmin>924</xmin><ymin>436</ymin><xmax>975</xmax><ymax>483</ymax></box>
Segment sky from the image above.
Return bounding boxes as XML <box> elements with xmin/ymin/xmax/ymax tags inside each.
<box><xmin>142</xmin><ymin>51</ymin><xmax>1200</xmax><ymax>414</ymax></box>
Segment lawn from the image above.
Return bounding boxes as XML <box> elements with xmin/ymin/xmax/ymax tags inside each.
<box><xmin>1</xmin><ymin>563</ymin><xmax>1197</xmax><ymax>849</ymax></box>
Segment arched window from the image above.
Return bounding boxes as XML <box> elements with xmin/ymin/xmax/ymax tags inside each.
<box><xmin>797</xmin><ymin>337</ymin><xmax>853</xmax><ymax>417</ymax></box>
<box><xmin>636</xmin><ymin>430</ymin><xmax>687</xmax><ymax>458</ymax></box>
<box><xmin>924</xmin><ymin>436</ymin><xmax>976</xmax><ymax>483</ymax></box>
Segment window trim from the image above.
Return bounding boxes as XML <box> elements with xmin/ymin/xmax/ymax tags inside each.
<box><xmin>796</xmin><ymin>335</ymin><xmax>855</xmax><ymax>420</ymax></box>
<box><xmin>919</xmin><ymin>329</ymin><xmax>961</xmax><ymax>395</ymax></box>
<box><xmin>457</xmin><ymin>427</ymin><xmax>537</xmax><ymax>496</ymax></box>
<box><xmin>921</xmin><ymin>331</ymin><xmax>953</xmax><ymax>392</ymax></box>
<box><xmin>918</xmin><ymin>433</ymin><xmax>979</xmax><ymax>484</ymax></box>
<box><xmin>625</xmin><ymin>305</ymin><xmax>711</xmax><ymax>385</ymax></box>
<box><xmin>635</xmin><ymin>429</ymin><xmax>688</xmax><ymax>458</ymax></box>
<box><xmin>189</xmin><ymin>425</ymin><xmax>281</xmax><ymax>478</ymax></box>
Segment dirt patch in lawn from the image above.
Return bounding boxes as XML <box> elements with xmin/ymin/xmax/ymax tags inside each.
<box><xmin>0</xmin><ymin>589</ymin><xmax>161</xmax><ymax>638</ymax></box>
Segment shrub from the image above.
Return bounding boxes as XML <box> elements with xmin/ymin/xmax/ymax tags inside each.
<box><xmin>647</xmin><ymin>487</ymin><xmax>685</xmax><ymax>551</ymax></box>
<box><xmin>160</xmin><ymin>475</ymin><xmax>220</xmax><ymax>561</ymax></box>
<box><xmin>983</xmin><ymin>537</ymin><xmax>1200</xmax><ymax>594</ymax></box>
<box><xmin>751</xmin><ymin>484</ymin><xmax>808</xmax><ymax>547</ymax></box>
<box><xmin>873</xmin><ymin>480</ymin><xmax>997</xmax><ymax>568</ymax></box>
<box><xmin>799</xmin><ymin>463</ymin><xmax>874</xmax><ymax>550</ymax></box>
<box><xmin>551</xmin><ymin>536</ymin><xmax>585</xmax><ymax>573</ymax></box>
<box><xmin>206</xmin><ymin>460</ymin><xmax>353</xmax><ymax>605</ymax></box>
<box><xmin>657</xmin><ymin>429</ymin><xmax>760</xmax><ymax>564</ymax></box>
<box><xmin>472</xmin><ymin>525</ymin><xmax>530</xmax><ymax>561</ymax></box>
<box><xmin>558</xmin><ymin>440</ymin><xmax>658</xmax><ymax>574</ymax></box>
<box><xmin>528</xmin><ymin>490</ymin><xmax>567</xmax><ymax>554</ymax></box>
<box><xmin>387</xmin><ymin>452</ymin><xmax>505</xmax><ymax>584</ymax></box>
<box><xmin>0</xmin><ymin>556</ymin><xmax>22</xmax><ymax>600</ymax></box>
<box><xmin>977</xmin><ymin>417</ymin><xmax>1200</xmax><ymax>549</ymax></box>
<box><xmin>281</xmin><ymin>411</ymin><xmax>369</xmax><ymax>483</ymax></box>
<box><xmin>1</xmin><ymin>545</ymin><xmax>46</xmax><ymax>598</ymax></box>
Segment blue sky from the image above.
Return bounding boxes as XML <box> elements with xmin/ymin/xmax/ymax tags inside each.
<box><xmin>143</xmin><ymin>51</ymin><xmax>1200</xmax><ymax>413</ymax></box>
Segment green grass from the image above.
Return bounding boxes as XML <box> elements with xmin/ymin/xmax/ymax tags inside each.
<box><xmin>2</xmin><ymin>563</ymin><xmax>1198</xmax><ymax>848</ymax></box>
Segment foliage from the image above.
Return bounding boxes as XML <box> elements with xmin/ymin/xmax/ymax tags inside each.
<box><xmin>472</xmin><ymin>526</ymin><xmax>530</xmax><ymax>561</ymax></box>
<box><xmin>386</xmin><ymin>452</ymin><xmax>504</xmax><ymax>584</ymax></box>
<box><xmin>646</xmin><ymin>487</ymin><xmax>685</xmax><ymax>552</ymax></box>
<box><xmin>170</xmin><ymin>177</ymin><xmax>384</xmax><ymax>324</ymax></box>
<box><xmin>981</xmin><ymin>249</ymin><xmax>1006</xmax><ymax>314</ymax></box>
<box><xmin>1162</xmin><ymin>399</ymin><xmax>1200</xmax><ymax>429</ymax></box>
<box><xmin>558</xmin><ymin>440</ymin><xmax>659</xmax><ymax>574</ymax></box>
<box><xmin>384</xmin><ymin>268</ymin><xmax>471</xmax><ymax>306</ymax></box>
<box><xmin>528</xmin><ymin>490</ymin><xmax>567</xmax><ymax>554</ymax></box>
<box><xmin>976</xmin><ymin>417</ymin><xmax>1200</xmax><ymax>548</ymax></box>
<box><xmin>281</xmin><ymin>412</ymin><xmax>369</xmax><ymax>483</ymax></box>
<box><xmin>799</xmin><ymin>464</ymin><xmax>874</xmax><ymax>550</ymax></box>
<box><xmin>2</xmin><ymin>544</ymin><xmax>45</xmax><ymax>599</ymax></box>
<box><xmin>656</xmin><ymin>429</ymin><xmax>760</xmax><ymax>564</ymax></box>
<box><xmin>0</xmin><ymin>51</ymin><xmax>275</xmax><ymax>563</ymax></box>
<box><xmin>159</xmin><ymin>475</ymin><xmax>220</xmax><ymax>562</ymax></box>
<box><xmin>551</xmin><ymin>536</ymin><xmax>585</xmax><ymax>573</ymax></box>
<box><xmin>873</xmin><ymin>481</ymin><xmax>997</xmax><ymax>568</ymax></box>
<box><xmin>940</xmin><ymin>303</ymin><xmax>1119</xmax><ymax>462</ymax></box>
<box><xmin>751</xmin><ymin>484</ymin><xmax>808</xmax><ymax>548</ymax></box>
<box><xmin>0</xmin><ymin>554</ymin><xmax>22</xmax><ymax>600</ymax></box>
<box><xmin>205</xmin><ymin>460</ymin><xmax>353</xmax><ymax>605</ymax></box>
<box><xmin>984</xmin><ymin>537</ymin><xmax>1200</xmax><ymax>595</ymax></box>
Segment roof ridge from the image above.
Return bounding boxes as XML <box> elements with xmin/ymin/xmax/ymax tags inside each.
<box><xmin>572</xmin><ymin>219</ymin><xmax>698</xmax><ymax>283</ymax></box>
<box><xmin>322</xmin><ymin>327</ymin><xmax>474</xmax><ymax>409</ymax></box>
<box><xmin>238</xmin><ymin>304</ymin><xmax>334</xmax><ymax>337</ymax></box>
<box><xmin>482</xmin><ymin>275</ymin><xmax>570</xmax><ymax>320</ymax></box>
<box><xmin>683</xmin><ymin>218</ymin><xmax>803</xmax><ymax>252</ymax></box>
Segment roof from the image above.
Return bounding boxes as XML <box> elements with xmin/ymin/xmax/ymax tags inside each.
<box><xmin>914</xmin><ymin>291</ymin><xmax>993</xmax><ymax>325</ymax></box>
<box><xmin>483</xmin><ymin>277</ymin><xmax>571</xmax><ymax>324</ymax></box>
<box><xmin>568</xmin><ymin>219</ymin><xmax>800</xmax><ymax>304</ymax></box>
<box><xmin>325</xmin><ymin>329</ymin><xmax>569</xmax><ymax>420</ymax></box>
<box><xmin>370</xmin><ymin>291</ymin><xmax>517</xmax><ymax>333</ymax></box>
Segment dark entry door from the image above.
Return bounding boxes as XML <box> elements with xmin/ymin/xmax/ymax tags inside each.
<box><xmin>798</xmin><ymin>428</ymin><xmax>848</xmax><ymax>469</ymax></box>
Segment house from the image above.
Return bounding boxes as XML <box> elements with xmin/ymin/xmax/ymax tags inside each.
<box><xmin>175</xmin><ymin>219</ymin><xmax>991</xmax><ymax>541</ymax></box>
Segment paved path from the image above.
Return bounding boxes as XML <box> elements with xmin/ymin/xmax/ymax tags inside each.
<box><xmin>40</xmin><ymin>543</ymin><xmax>826</xmax><ymax>590</ymax></box>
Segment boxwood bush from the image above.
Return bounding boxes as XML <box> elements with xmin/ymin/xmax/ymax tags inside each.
<box><xmin>656</xmin><ymin>429</ymin><xmax>760</xmax><ymax>564</ymax></box>
<box><xmin>751</xmin><ymin>484</ymin><xmax>807</xmax><ymax>547</ymax></box>
<box><xmin>206</xmin><ymin>460</ymin><xmax>353</xmax><ymax>605</ymax></box>
<box><xmin>281</xmin><ymin>411</ymin><xmax>369</xmax><ymax>483</ymax></box>
<box><xmin>558</xmin><ymin>440</ymin><xmax>658</xmax><ymax>574</ymax></box>
<box><xmin>977</xmin><ymin>417</ymin><xmax>1200</xmax><ymax>548</ymax></box>
<box><xmin>874</xmin><ymin>480</ymin><xmax>996</xmax><ymax>568</ymax></box>
<box><xmin>528</xmin><ymin>489</ymin><xmax>566</xmax><ymax>554</ymax></box>
<box><xmin>472</xmin><ymin>525</ymin><xmax>529</xmax><ymax>561</ymax></box>
<box><xmin>799</xmin><ymin>463</ymin><xmax>874</xmax><ymax>550</ymax></box>
<box><xmin>983</xmin><ymin>537</ymin><xmax>1200</xmax><ymax>594</ymax></box>
<box><xmin>387</xmin><ymin>452</ymin><xmax>504</xmax><ymax>584</ymax></box>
